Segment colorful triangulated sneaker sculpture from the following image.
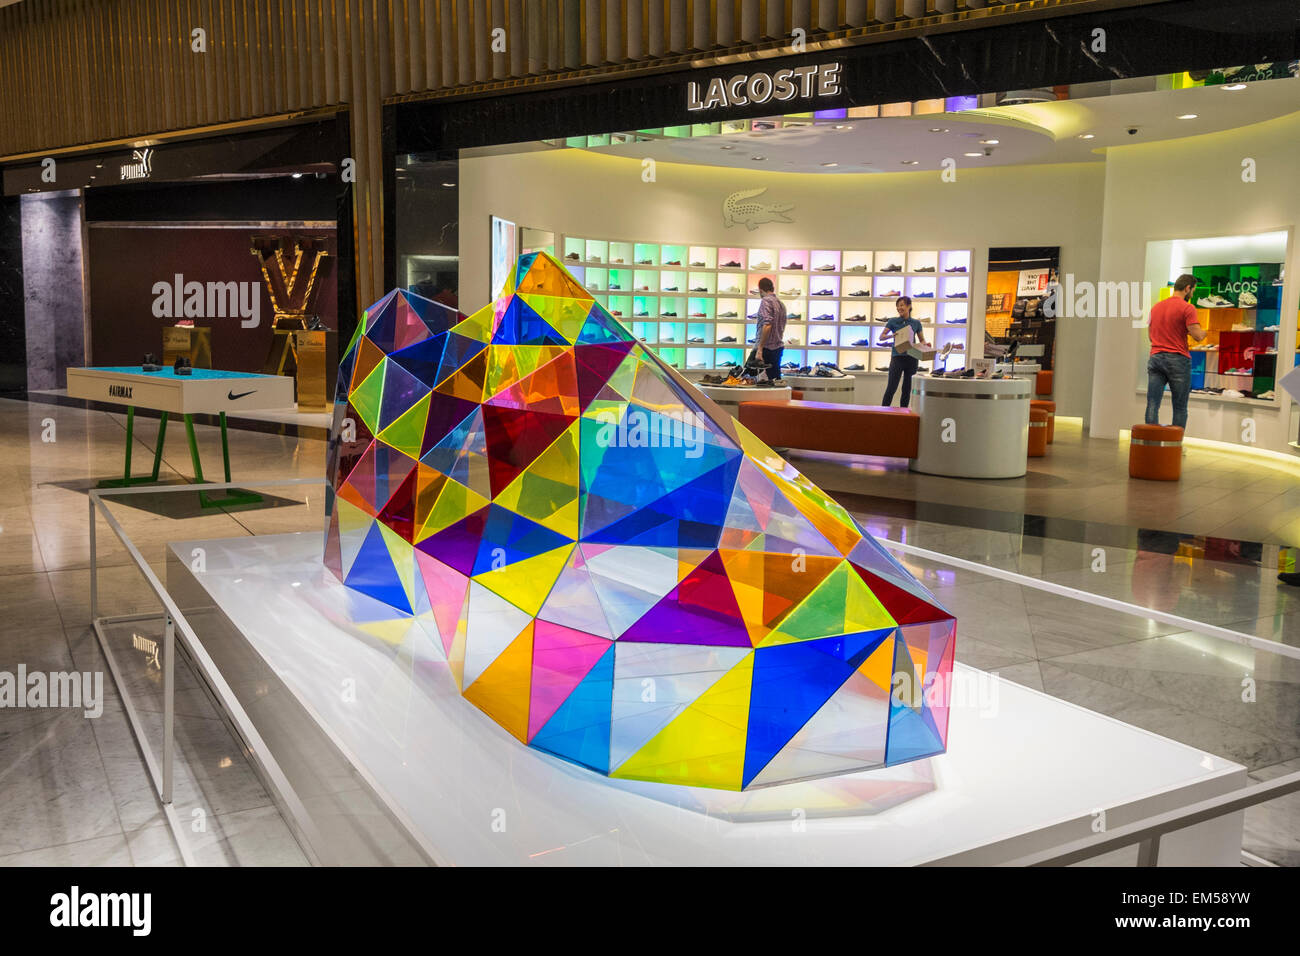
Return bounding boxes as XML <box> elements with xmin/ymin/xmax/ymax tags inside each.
<box><xmin>325</xmin><ymin>252</ymin><xmax>955</xmax><ymax>790</ymax></box>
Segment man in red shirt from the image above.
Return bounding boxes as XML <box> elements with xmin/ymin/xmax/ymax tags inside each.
<box><xmin>1146</xmin><ymin>273</ymin><xmax>1207</xmax><ymax>429</ymax></box>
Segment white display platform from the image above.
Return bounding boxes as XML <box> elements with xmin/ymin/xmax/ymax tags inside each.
<box><xmin>784</xmin><ymin>374</ymin><xmax>855</xmax><ymax>401</ymax></box>
<box><xmin>165</xmin><ymin>532</ymin><xmax>1245</xmax><ymax>866</ymax></box>
<box><xmin>698</xmin><ymin>384</ymin><xmax>792</xmax><ymax>414</ymax></box>
<box><xmin>910</xmin><ymin>376</ymin><xmax>1032</xmax><ymax>479</ymax></box>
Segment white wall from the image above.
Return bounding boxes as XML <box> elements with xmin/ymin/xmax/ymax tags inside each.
<box><xmin>460</xmin><ymin>149</ymin><xmax>1105</xmax><ymax>419</ymax></box>
<box><xmin>1091</xmin><ymin>111</ymin><xmax>1300</xmax><ymax>452</ymax></box>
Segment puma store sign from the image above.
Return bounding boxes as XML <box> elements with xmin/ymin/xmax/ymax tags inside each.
<box><xmin>687</xmin><ymin>62</ymin><xmax>842</xmax><ymax>112</ymax></box>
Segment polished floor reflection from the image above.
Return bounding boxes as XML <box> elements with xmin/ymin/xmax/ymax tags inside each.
<box><xmin>0</xmin><ymin>397</ymin><xmax>1295</xmax><ymax>865</ymax></box>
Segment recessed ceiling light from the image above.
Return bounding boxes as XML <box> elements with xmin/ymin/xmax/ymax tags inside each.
<box><xmin>963</xmin><ymin>152</ymin><xmax>983</xmax><ymax>157</ymax></box>
<box><xmin>833</xmin><ymin>124</ymin><xmax>852</xmax><ymax>130</ymax></box>
<box><xmin>979</xmin><ymin>138</ymin><xmax>999</xmax><ymax>145</ymax></box>
<box><xmin>1078</xmin><ymin>133</ymin><xmax>1095</xmax><ymax>140</ymax></box>
<box><xmin>291</xmin><ymin>172</ymin><xmax>303</xmax><ymax>179</ymax></box>
<box><xmin>901</xmin><ymin>160</ymin><xmax>919</xmax><ymax>165</ymax></box>
<box><xmin>1222</xmin><ymin>83</ymin><xmax>1247</xmax><ymax>91</ymax></box>
<box><xmin>720</xmin><ymin>144</ymin><xmax>735</xmax><ymax>150</ymax></box>
<box><xmin>441</xmin><ymin>182</ymin><xmax>456</xmax><ymax>187</ymax></box>
<box><xmin>928</xmin><ymin>128</ymin><xmax>948</xmax><ymax>133</ymax></box>
<box><xmin>751</xmin><ymin>155</ymin><xmax>766</xmax><ymax>161</ymax></box>
<box><xmin>821</xmin><ymin>162</ymin><xmax>838</xmax><ymax>167</ymax></box>
<box><xmin>1177</xmin><ymin>113</ymin><xmax>1198</xmax><ymax>120</ymax></box>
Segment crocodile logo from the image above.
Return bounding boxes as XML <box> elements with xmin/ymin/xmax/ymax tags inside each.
<box><xmin>722</xmin><ymin>187</ymin><xmax>794</xmax><ymax>231</ymax></box>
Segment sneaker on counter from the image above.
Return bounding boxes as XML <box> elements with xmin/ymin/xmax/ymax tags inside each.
<box><xmin>782</xmin><ymin>361</ymin><xmax>799</xmax><ymax>369</ymax></box>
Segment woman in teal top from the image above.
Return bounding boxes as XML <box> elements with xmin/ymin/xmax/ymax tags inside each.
<box><xmin>881</xmin><ymin>296</ymin><xmax>925</xmax><ymax>408</ymax></box>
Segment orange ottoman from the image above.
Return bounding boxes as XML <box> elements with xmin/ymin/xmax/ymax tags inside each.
<box><xmin>1028</xmin><ymin>406</ymin><xmax>1049</xmax><ymax>457</ymax></box>
<box><xmin>1030</xmin><ymin>400</ymin><xmax>1056</xmax><ymax>443</ymax></box>
<box><xmin>1035</xmin><ymin>370</ymin><xmax>1053</xmax><ymax>397</ymax></box>
<box><xmin>1129</xmin><ymin>424</ymin><xmax>1183</xmax><ymax>480</ymax></box>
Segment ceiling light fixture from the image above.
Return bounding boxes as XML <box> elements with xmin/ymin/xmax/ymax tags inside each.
<box><xmin>291</xmin><ymin>172</ymin><xmax>303</xmax><ymax>178</ymax></box>
<box><xmin>928</xmin><ymin>128</ymin><xmax>948</xmax><ymax>133</ymax></box>
<box><xmin>979</xmin><ymin>138</ymin><xmax>999</xmax><ymax>145</ymax></box>
<box><xmin>901</xmin><ymin>160</ymin><xmax>919</xmax><ymax>165</ymax></box>
<box><xmin>1078</xmin><ymin>133</ymin><xmax>1095</xmax><ymax>140</ymax></box>
<box><xmin>1222</xmin><ymin>83</ymin><xmax>1248</xmax><ymax>91</ymax></box>
<box><xmin>720</xmin><ymin>144</ymin><xmax>734</xmax><ymax>149</ymax></box>
<box><xmin>963</xmin><ymin>152</ymin><xmax>983</xmax><ymax>157</ymax></box>
<box><xmin>821</xmin><ymin>162</ymin><xmax>838</xmax><ymax>167</ymax></box>
<box><xmin>751</xmin><ymin>155</ymin><xmax>766</xmax><ymax>161</ymax></box>
<box><xmin>441</xmin><ymin>181</ymin><xmax>456</xmax><ymax>187</ymax></box>
<box><xmin>833</xmin><ymin>124</ymin><xmax>852</xmax><ymax>130</ymax></box>
<box><xmin>1177</xmin><ymin>113</ymin><xmax>1198</xmax><ymax>120</ymax></box>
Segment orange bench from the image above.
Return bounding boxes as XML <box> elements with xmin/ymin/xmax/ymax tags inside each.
<box><xmin>739</xmin><ymin>400</ymin><xmax>920</xmax><ymax>458</ymax></box>
<box><xmin>1036</xmin><ymin>370</ymin><xmax>1053</xmax><ymax>397</ymax></box>
<box><xmin>1129</xmin><ymin>424</ymin><xmax>1183</xmax><ymax>480</ymax></box>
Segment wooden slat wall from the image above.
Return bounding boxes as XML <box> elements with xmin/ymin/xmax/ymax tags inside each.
<box><xmin>0</xmin><ymin>0</ymin><xmax>1102</xmax><ymax>305</ymax></box>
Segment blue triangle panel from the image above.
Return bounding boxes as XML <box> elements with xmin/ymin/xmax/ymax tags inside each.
<box><xmin>530</xmin><ymin>644</ymin><xmax>615</xmax><ymax>773</ymax></box>
<box><xmin>344</xmin><ymin>523</ymin><xmax>413</xmax><ymax>614</ymax></box>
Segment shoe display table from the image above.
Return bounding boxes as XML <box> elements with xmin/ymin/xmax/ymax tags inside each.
<box><xmin>67</xmin><ymin>365</ymin><xmax>295</xmax><ymax>506</ymax></box>
<box><xmin>995</xmin><ymin>361</ymin><xmax>1041</xmax><ymax>379</ymax></box>
<box><xmin>909</xmin><ymin>376</ymin><xmax>1032</xmax><ymax>478</ymax></box>
<box><xmin>783</xmin><ymin>373</ymin><xmax>855</xmax><ymax>401</ymax></box>
<box><xmin>697</xmin><ymin>384</ymin><xmax>791</xmax><ymax>415</ymax></box>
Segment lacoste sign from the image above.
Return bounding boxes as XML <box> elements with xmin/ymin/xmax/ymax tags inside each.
<box><xmin>687</xmin><ymin>62</ymin><xmax>842</xmax><ymax>112</ymax></box>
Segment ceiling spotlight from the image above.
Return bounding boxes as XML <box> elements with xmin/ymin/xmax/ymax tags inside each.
<box><xmin>963</xmin><ymin>152</ymin><xmax>983</xmax><ymax>157</ymax></box>
<box><xmin>1222</xmin><ymin>83</ymin><xmax>1248</xmax><ymax>91</ymax></box>
<box><xmin>720</xmin><ymin>144</ymin><xmax>735</xmax><ymax>149</ymax></box>
<box><xmin>901</xmin><ymin>159</ymin><xmax>919</xmax><ymax>165</ymax></box>
<box><xmin>751</xmin><ymin>155</ymin><xmax>766</xmax><ymax>161</ymax></box>
<box><xmin>979</xmin><ymin>138</ymin><xmax>999</xmax><ymax>145</ymax></box>
<box><xmin>441</xmin><ymin>181</ymin><xmax>456</xmax><ymax>187</ymax></box>
<box><xmin>1177</xmin><ymin>113</ymin><xmax>1198</xmax><ymax>120</ymax></box>
<box><xmin>821</xmin><ymin>162</ymin><xmax>838</xmax><ymax>167</ymax></box>
<box><xmin>1078</xmin><ymin>133</ymin><xmax>1095</xmax><ymax>140</ymax></box>
<box><xmin>928</xmin><ymin>128</ymin><xmax>948</xmax><ymax>133</ymax></box>
<box><xmin>291</xmin><ymin>172</ymin><xmax>303</xmax><ymax>179</ymax></box>
<box><xmin>833</xmin><ymin>124</ymin><xmax>852</xmax><ymax>130</ymax></box>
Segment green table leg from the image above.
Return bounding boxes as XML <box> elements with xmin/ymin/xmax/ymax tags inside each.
<box><xmin>186</xmin><ymin>412</ymin><xmax>262</xmax><ymax>509</ymax></box>
<box><xmin>98</xmin><ymin>406</ymin><xmax>171</xmax><ymax>488</ymax></box>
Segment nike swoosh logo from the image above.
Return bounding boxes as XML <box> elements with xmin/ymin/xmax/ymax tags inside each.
<box><xmin>227</xmin><ymin>389</ymin><xmax>257</xmax><ymax>400</ymax></box>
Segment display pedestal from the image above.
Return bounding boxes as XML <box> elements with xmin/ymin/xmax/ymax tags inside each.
<box><xmin>165</xmin><ymin>532</ymin><xmax>1246</xmax><ymax>866</ymax></box>
<box><xmin>697</xmin><ymin>384</ymin><xmax>791</xmax><ymax>415</ymax></box>
<box><xmin>162</xmin><ymin>325</ymin><xmax>212</xmax><ymax>368</ymax></box>
<box><xmin>784</xmin><ymin>374</ymin><xmax>854</xmax><ymax>401</ymax></box>
<box><xmin>910</xmin><ymin>376</ymin><xmax>1031</xmax><ymax>478</ymax></box>
<box><xmin>291</xmin><ymin>329</ymin><xmax>337</xmax><ymax>411</ymax></box>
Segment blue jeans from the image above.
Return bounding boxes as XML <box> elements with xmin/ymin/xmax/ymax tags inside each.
<box><xmin>1145</xmin><ymin>352</ymin><xmax>1191</xmax><ymax>429</ymax></box>
<box><xmin>882</xmin><ymin>353</ymin><xmax>919</xmax><ymax>408</ymax></box>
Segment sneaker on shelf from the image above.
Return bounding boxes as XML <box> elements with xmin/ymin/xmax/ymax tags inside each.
<box><xmin>661</xmin><ymin>335</ymin><xmax>675</xmax><ymax>342</ymax></box>
<box><xmin>845</xmin><ymin>314</ymin><xmax>867</xmax><ymax>322</ymax></box>
<box><xmin>635</xmin><ymin>311</ymin><xmax>650</xmax><ymax>317</ymax></box>
<box><xmin>722</xmin><ymin>287</ymin><xmax>742</xmax><ymax>295</ymax></box>
<box><xmin>845</xmin><ymin>363</ymin><xmax>866</xmax><ymax>370</ymax></box>
<box><xmin>609</xmin><ymin>284</ymin><xmax>622</xmax><ymax>290</ymax></box>
<box><xmin>719</xmin><ymin>310</ymin><xmax>739</xmax><ymax>317</ymax></box>
<box><xmin>661</xmin><ymin>311</ymin><xmax>678</xmax><ymax>317</ymax></box>
<box><xmin>946</xmin><ymin>317</ymin><xmax>967</xmax><ymax>324</ymax></box>
<box><xmin>718</xmin><ymin>336</ymin><xmax>737</xmax><ymax>343</ymax></box>
<box><xmin>851</xmin><ymin>338</ymin><xmax>871</xmax><ymax>346</ymax></box>
<box><xmin>1258</xmin><ymin>389</ymin><xmax>1276</xmax><ymax>399</ymax></box>
<box><xmin>688</xmin><ymin>336</ymin><xmax>705</xmax><ymax>343</ymax></box>
<box><xmin>814</xmin><ymin>264</ymin><xmax>836</xmax><ymax>271</ymax></box>
<box><xmin>812</xmin><ymin>289</ymin><xmax>834</xmax><ymax>296</ymax></box>
<box><xmin>663</xmin><ymin>286</ymin><xmax>679</xmax><ymax>292</ymax></box>
<box><xmin>811</xmin><ymin>313</ymin><xmax>834</xmax><ymax>321</ymax></box>
<box><xmin>1263</xmin><ymin>324</ymin><xmax>1280</xmax><ymax>331</ymax></box>
<box><xmin>751</xmin><ymin>261</ymin><xmax>772</xmax><ymax>270</ymax></box>
<box><xmin>781</xmin><ymin>288</ymin><xmax>803</xmax><ymax>296</ymax></box>
<box><xmin>913</xmin><ymin>291</ymin><xmax>934</xmax><ymax>298</ymax></box>
<box><xmin>848</xmin><ymin>290</ymin><xmax>870</xmax><ymax>297</ymax></box>
<box><xmin>948</xmin><ymin>291</ymin><xmax>967</xmax><ymax>298</ymax></box>
<box><xmin>637</xmin><ymin>258</ymin><xmax>654</xmax><ymax>265</ymax></box>
<box><xmin>690</xmin><ymin>311</ymin><xmax>707</xmax><ymax>318</ymax></box>
<box><xmin>1197</xmin><ymin>294</ymin><xmax>1233</xmax><ymax>308</ymax></box>
<box><xmin>722</xmin><ymin>375</ymin><xmax>754</xmax><ymax>388</ymax></box>
<box><xmin>564</xmin><ymin>252</ymin><xmax>580</xmax><ymax>260</ymax></box>
<box><xmin>1239</xmin><ymin>291</ymin><xmax>1258</xmax><ymax>308</ymax></box>
<box><xmin>783</xmin><ymin>262</ymin><xmax>804</xmax><ymax>270</ymax></box>
<box><xmin>847</xmin><ymin>264</ymin><xmax>871</xmax><ymax>273</ymax></box>
<box><xmin>1222</xmin><ymin>388</ymin><xmax>1244</xmax><ymax>397</ymax></box>
<box><xmin>665</xmin><ymin>259</ymin><xmax>682</xmax><ymax>266</ymax></box>
<box><xmin>883</xmin><ymin>290</ymin><xmax>902</xmax><ymax>298</ymax></box>
<box><xmin>811</xmin><ymin>338</ymin><xmax>833</xmax><ymax>346</ymax></box>
<box><xmin>914</xmin><ymin>265</ymin><xmax>936</xmax><ymax>273</ymax></box>
<box><xmin>690</xmin><ymin>286</ymin><xmax>709</xmax><ymax>292</ymax></box>
<box><xmin>788</xmin><ymin>312</ymin><xmax>803</xmax><ymax>319</ymax></box>
<box><xmin>722</xmin><ymin>260</ymin><xmax>742</xmax><ymax>268</ymax></box>
<box><xmin>786</xmin><ymin>337</ymin><xmax>800</xmax><ymax>346</ymax></box>
<box><xmin>944</xmin><ymin>265</ymin><xmax>968</xmax><ymax>273</ymax></box>
<box><xmin>689</xmin><ymin>360</ymin><xmax>707</xmax><ymax>368</ymax></box>
<box><xmin>782</xmin><ymin>362</ymin><xmax>799</xmax><ymax>369</ymax></box>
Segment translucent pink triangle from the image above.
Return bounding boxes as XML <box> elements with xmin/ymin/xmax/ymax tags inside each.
<box><xmin>394</xmin><ymin>298</ymin><xmax>432</xmax><ymax>350</ymax></box>
<box><xmin>414</xmin><ymin>550</ymin><xmax>470</xmax><ymax>656</ymax></box>
<box><xmin>528</xmin><ymin>621</ymin><xmax>613</xmax><ymax>741</ymax></box>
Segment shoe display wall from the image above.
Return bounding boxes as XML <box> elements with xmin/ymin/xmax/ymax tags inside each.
<box><xmin>558</xmin><ymin>235</ymin><xmax>972</xmax><ymax>372</ymax></box>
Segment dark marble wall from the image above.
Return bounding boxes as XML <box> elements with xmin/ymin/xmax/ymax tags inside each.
<box><xmin>20</xmin><ymin>191</ymin><xmax>86</xmax><ymax>391</ymax></box>
<box><xmin>0</xmin><ymin>195</ymin><xmax>25</xmax><ymax>395</ymax></box>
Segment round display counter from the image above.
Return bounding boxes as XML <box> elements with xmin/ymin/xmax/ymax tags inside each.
<box><xmin>909</xmin><ymin>376</ymin><xmax>1031</xmax><ymax>478</ymax></box>
<box><xmin>783</xmin><ymin>374</ymin><xmax>855</xmax><ymax>402</ymax></box>
<box><xmin>698</xmin><ymin>384</ymin><xmax>792</xmax><ymax>415</ymax></box>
